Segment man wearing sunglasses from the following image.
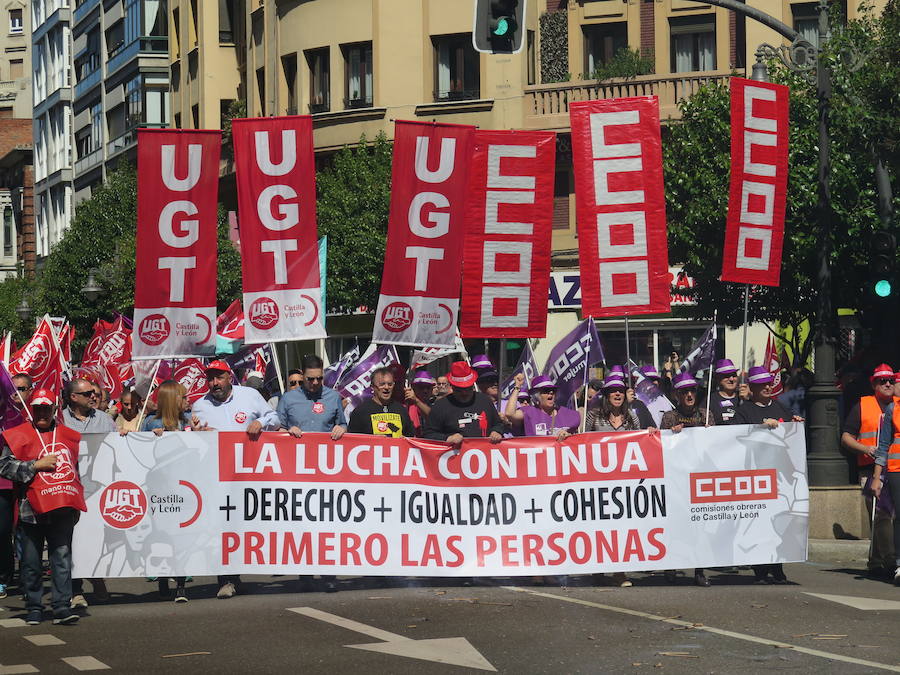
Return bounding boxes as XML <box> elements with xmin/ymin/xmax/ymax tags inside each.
<box><xmin>11</xmin><ymin>373</ymin><xmax>33</xmax><ymax>411</ymax></box>
<box><xmin>277</xmin><ymin>355</ymin><xmax>346</xmax><ymax>441</ymax></box>
<box><xmin>62</xmin><ymin>378</ymin><xmax>116</xmax><ymax>434</ymax></box>
<box><xmin>841</xmin><ymin>363</ymin><xmax>897</xmax><ymax>578</ymax></box>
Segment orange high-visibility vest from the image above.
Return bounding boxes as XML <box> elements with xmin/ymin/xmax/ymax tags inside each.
<box><xmin>856</xmin><ymin>396</ymin><xmax>884</xmax><ymax>467</ymax></box>
<box><xmin>888</xmin><ymin>403</ymin><xmax>900</xmax><ymax>473</ymax></box>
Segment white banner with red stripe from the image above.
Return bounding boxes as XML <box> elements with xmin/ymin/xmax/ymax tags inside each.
<box><xmin>232</xmin><ymin>116</ymin><xmax>325</xmax><ymax>342</ymax></box>
<box><xmin>372</xmin><ymin>121</ymin><xmax>475</xmax><ymax>347</ymax></box>
<box><xmin>570</xmin><ymin>97</ymin><xmax>670</xmax><ymax>317</ymax></box>
<box><xmin>460</xmin><ymin>130</ymin><xmax>556</xmax><ymax>338</ymax></box>
<box><xmin>722</xmin><ymin>78</ymin><xmax>790</xmax><ymax>286</ymax></box>
<box><xmin>133</xmin><ymin>129</ymin><xmax>221</xmax><ymax>359</ymax></box>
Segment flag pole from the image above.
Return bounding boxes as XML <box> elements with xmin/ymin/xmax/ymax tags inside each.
<box><xmin>625</xmin><ymin>315</ymin><xmax>632</xmax><ymax>389</ymax></box>
<box><xmin>580</xmin><ymin>317</ymin><xmax>593</xmax><ymax>435</ymax></box>
<box><xmin>739</xmin><ymin>284</ymin><xmax>750</xmax><ymax>385</ymax></box>
<box><xmin>705</xmin><ymin>310</ymin><xmax>718</xmax><ymax>426</ymax></box>
<box><xmin>136</xmin><ymin>358</ymin><xmax>162</xmax><ymax>431</ymax></box>
<box><xmin>524</xmin><ymin>339</ymin><xmax>533</xmax><ymax>389</ymax></box>
<box><xmin>269</xmin><ymin>342</ymin><xmax>286</xmax><ymax>395</ymax></box>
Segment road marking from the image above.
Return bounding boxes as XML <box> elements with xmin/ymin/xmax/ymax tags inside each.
<box><xmin>61</xmin><ymin>656</ymin><xmax>110</xmax><ymax>671</ymax></box>
<box><xmin>804</xmin><ymin>593</ymin><xmax>900</xmax><ymax>611</ymax></box>
<box><xmin>0</xmin><ymin>664</ymin><xmax>38</xmax><ymax>675</ymax></box>
<box><xmin>288</xmin><ymin>607</ymin><xmax>496</xmax><ymax>671</ymax></box>
<box><xmin>502</xmin><ymin>587</ymin><xmax>900</xmax><ymax>673</ymax></box>
<box><xmin>0</xmin><ymin>619</ymin><xmax>26</xmax><ymax>628</ymax></box>
<box><xmin>25</xmin><ymin>634</ymin><xmax>66</xmax><ymax>646</ymax></box>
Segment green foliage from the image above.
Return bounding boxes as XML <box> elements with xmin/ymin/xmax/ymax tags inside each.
<box><xmin>539</xmin><ymin>10</ymin><xmax>569</xmax><ymax>84</ymax></box>
<box><xmin>591</xmin><ymin>47</ymin><xmax>655</xmax><ymax>82</ymax></box>
<box><xmin>0</xmin><ymin>273</ymin><xmax>38</xmax><ymax>343</ymax></box>
<box><xmin>316</xmin><ymin>133</ymin><xmax>392</xmax><ymax>314</ymax></box>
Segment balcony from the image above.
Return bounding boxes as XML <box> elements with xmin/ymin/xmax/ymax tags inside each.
<box><xmin>73</xmin><ymin>0</ymin><xmax>100</xmax><ymax>26</ymax></box>
<box><xmin>74</xmin><ymin>68</ymin><xmax>101</xmax><ymax>98</ymax></box>
<box><xmin>106</xmin><ymin>37</ymin><xmax>167</xmax><ymax>78</ymax></box>
<box><xmin>523</xmin><ymin>69</ymin><xmax>741</xmax><ymax>129</ymax></box>
<box><xmin>74</xmin><ymin>146</ymin><xmax>103</xmax><ymax>174</ymax></box>
<box><xmin>106</xmin><ymin>123</ymin><xmax>166</xmax><ymax>157</ymax></box>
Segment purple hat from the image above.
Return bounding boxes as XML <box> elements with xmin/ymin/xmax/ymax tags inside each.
<box><xmin>609</xmin><ymin>365</ymin><xmax>626</xmax><ymax>375</ymax></box>
<box><xmin>412</xmin><ymin>370</ymin><xmax>436</xmax><ymax>385</ymax></box>
<box><xmin>640</xmin><ymin>365</ymin><xmax>661</xmax><ymax>379</ymax></box>
<box><xmin>517</xmin><ymin>389</ymin><xmax>531</xmax><ymax>401</ymax></box>
<box><xmin>528</xmin><ymin>375</ymin><xmax>557</xmax><ymax>393</ymax></box>
<box><xmin>672</xmin><ymin>372</ymin><xmax>699</xmax><ymax>390</ymax></box>
<box><xmin>747</xmin><ymin>365</ymin><xmax>774</xmax><ymax>384</ymax></box>
<box><xmin>714</xmin><ymin>358</ymin><xmax>738</xmax><ymax>376</ymax></box>
<box><xmin>602</xmin><ymin>374</ymin><xmax>627</xmax><ymax>390</ymax></box>
<box><xmin>471</xmin><ymin>354</ymin><xmax>494</xmax><ymax>370</ymax></box>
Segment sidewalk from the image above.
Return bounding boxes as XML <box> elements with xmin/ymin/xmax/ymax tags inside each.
<box><xmin>808</xmin><ymin>538</ymin><xmax>870</xmax><ymax>564</ymax></box>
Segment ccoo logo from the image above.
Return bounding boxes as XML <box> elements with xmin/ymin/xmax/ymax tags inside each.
<box><xmin>139</xmin><ymin>314</ymin><xmax>171</xmax><ymax>346</ymax></box>
<box><xmin>249</xmin><ymin>297</ymin><xmax>280</xmax><ymax>330</ymax></box>
<box><xmin>381</xmin><ymin>302</ymin><xmax>413</xmax><ymax>332</ymax></box>
<box><xmin>100</xmin><ymin>481</ymin><xmax>148</xmax><ymax>529</ymax></box>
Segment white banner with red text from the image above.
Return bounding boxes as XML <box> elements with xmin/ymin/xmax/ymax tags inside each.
<box><xmin>72</xmin><ymin>424</ymin><xmax>807</xmax><ymax>577</ymax></box>
<box><xmin>133</xmin><ymin>129</ymin><xmax>221</xmax><ymax>359</ymax></box>
<box><xmin>232</xmin><ymin>116</ymin><xmax>326</xmax><ymax>342</ymax></box>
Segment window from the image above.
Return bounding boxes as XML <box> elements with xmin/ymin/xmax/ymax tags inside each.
<box><xmin>584</xmin><ymin>22</ymin><xmax>627</xmax><ymax>76</ymax></box>
<box><xmin>282</xmin><ymin>53</ymin><xmax>297</xmax><ymax>114</ymax></box>
<box><xmin>251</xmin><ymin>8</ymin><xmax>263</xmax><ymax>46</ymax></box>
<box><xmin>172</xmin><ymin>7</ymin><xmax>180</xmax><ymax>51</ymax></box>
<box><xmin>793</xmin><ymin>2</ymin><xmax>819</xmax><ymax>51</ymax></box>
<box><xmin>174</xmin><ymin>111</ymin><xmax>182</xmax><ymax>129</ymax></box>
<box><xmin>9</xmin><ymin>58</ymin><xmax>23</xmax><ymax>79</ymax></box>
<box><xmin>527</xmin><ymin>30</ymin><xmax>536</xmax><ymax>85</ymax></box>
<box><xmin>189</xmin><ymin>0</ymin><xmax>198</xmax><ymax>45</ymax></box>
<box><xmin>144</xmin><ymin>75</ymin><xmax>169</xmax><ymax>125</ymax></box>
<box><xmin>106</xmin><ymin>20</ymin><xmax>125</xmax><ymax>58</ymax></box>
<box><xmin>191</xmin><ymin>103</ymin><xmax>199</xmax><ymax>129</ymax></box>
<box><xmin>9</xmin><ymin>8</ymin><xmax>22</xmax><ymax>34</ymax></box>
<box><xmin>342</xmin><ymin>42</ymin><xmax>372</xmax><ymax>109</ymax></box>
<box><xmin>144</xmin><ymin>0</ymin><xmax>167</xmax><ymax>37</ymax></box>
<box><xmin>553</xmin><ymin>169</ymin><xmax>570</xmax><ymax>230</ymax></box>
<box><xmin>3</xmin><ymin>205</ymin><xmax>14</xmax><ymax>257</ymax></box>
<box><xmin>670</xmin><ymin>16</ymin><xmax>715</xmax><ymax>73</ymax></box>
<box><xmin>107</xmin><ymin>103</ymin><xmax>127</xmax><ymax>140</ymax></box>
<box><xmin>433</xmin><ymin>34</ymin><xmax>480</xmax><ymax>102</ymax></box>
<box><xmin>256</xmin><ymin>67</ymin><xmax>265</xmax><ymax>115</ymax></box>
<box><xmin>219</xmin><ymin>0</ymin><xmax>234</xmax><ymax>42</ymax></box>
<box><xmin>306</xmin><ymin>47</ymin><xmax>329</xmax><ymax>113</ymax></box>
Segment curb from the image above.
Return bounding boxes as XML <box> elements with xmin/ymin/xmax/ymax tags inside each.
<box><xmin>807</xmin><ymin>538</ymin><xmax>869</xmax><ymax>563</ymax></box>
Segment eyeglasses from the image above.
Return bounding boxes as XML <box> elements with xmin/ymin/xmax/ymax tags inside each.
<box><xmin>876</xmin><ymin>378</ymin><xmax>894</xmax><ymax>385</ymax></box>
<box><xmin>15</xmin><ymin>386</ymin><xmax>30</xmax><ymax>392</ymax></box>
<box><xmin>305</xmin><ymin>376</ymin><xmax>323</xmax><ymax>382</ymax></box>
<box><xmin>74</xmin><ymin>390</ymin><xmax>98</xmax><ymax>398</ymax></box>
<box><xmin>288</xmin><ymin>380</ymin><xmax>302</xmax><ymax>386</ymax></box>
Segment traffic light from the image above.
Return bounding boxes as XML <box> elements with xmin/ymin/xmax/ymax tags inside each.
<box><xmin>473</xmin><ymin>0</ymin><xmax>526</xmax><ymax>54</ymax></box>
<box><xmin>870</xmin><ymin>230</ymin><xmax>896</xmax><ymax>298</ymax></box>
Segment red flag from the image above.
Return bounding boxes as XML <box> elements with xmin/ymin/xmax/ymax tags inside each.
<box><xmin>765</xmin><ymin>334</ymin><xmax>783</xmax><ymax>396</ymax></box>
<box><xmin>232</xmin><ymin>116</ymin><xmax>325</xmax><ymax>342</ymax></box>
<box><xmin>254</xmin><ymin>348</ymin><xmax>267</xmax><ymax>376</ymax></box>
<box><xmin>59</xmin><ymin>324</ymin><xmax>74</xmax><ymax>364</ymax></box>
<box><xmin>216</xmin><ymin>299</ymin><xmax>245</xmax><ymax>341</ymax></box>
<box><xmin>460</xmin><ymin>130</ymin><xmax>556</xmax><ymax>338</ymax></box>
<box><xmin>722</xmin><ymin>78</ymin><xmax>789</xmax><ymax>286</ymax></box>
<box><xmin>173</xmin><ymin>358</ymin><xmax>209</xmax><ymax>403</ymax></box>
<box><xmin>10</xmin><ymin>315</ymin><xmax>63</xmax><ymax>393</ymax></box>
<box><xmin>80</xmin><ymin>316</ymin><xmax>132</xmax><ymax>399</ymax></box>
<box><xmin>372</xmin><ymin>120</ymin><xmax>475</xmax><ymax>347</ymax></box>
<box><xmin>133</xmin><ymin>129</ymin><xmax>220</xmax><ymax>359</ymax></box>
<box><xmin>570</xmin><ymin>97</ymin><xmax>671</xmax><ymax>317</ymax></box>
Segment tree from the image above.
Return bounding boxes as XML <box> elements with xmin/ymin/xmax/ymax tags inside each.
<box><xmin>663</xmin><ymin>3</ymin><xmax>900</xmax><ymax>367</ymax></box>
<box><xmin>316</xmin><ymin>133</ymin><xmax>393</xmax><ymax>313</ymax></box>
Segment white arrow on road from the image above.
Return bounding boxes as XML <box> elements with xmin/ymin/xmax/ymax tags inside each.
<box><xmin>288</xmin><ymin>607</ymin><xmax>497</xmax><ymax>671</ymax></box>
<box><xmin>804</xmin><ymin>593</ymin><xmax>900</xmax><ymax>611</ymax></box>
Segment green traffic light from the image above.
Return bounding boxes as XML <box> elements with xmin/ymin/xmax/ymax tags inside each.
<box><xmin>492</xmin><ymin>17</ymin><xmax>510</xmax><ymax>36</ymax></box>
<box><xmin>875</xmin><ymin>279</ymin><xmax>892</xmax><ymax>297</ymax></box>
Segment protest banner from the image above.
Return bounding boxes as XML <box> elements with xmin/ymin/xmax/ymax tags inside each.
<box><xmin>722</xmin><ymin>78</ymin><xmax>789</xmax><ymax>286</ymax></box>
<box><xmin>133</xmin><ymin>129</ymin><xmax>221</xmax><ymax>359</ymax></box>
<box><xmin>570</xmin><ymin>97</ymin><xmax>670</xmax><ymax>317</ymax></box>
<box><xmin>373</xmin><ymin>121</ymin><xmax>475</xmax><ymax>347</ymax></box>
<box><xmin>460</xmin><ymin>130</ymin><xmax>555</xmax><ymax>338</ymax></box>
<box><xmin>72</xmin><ymin>424</ymin><xmax>808</xmax><ymax>577</ymax></box>
<box><xmin>232</xmin><ymin>116</ymin><xmax>326</xmax><ymax>342</ymax></box>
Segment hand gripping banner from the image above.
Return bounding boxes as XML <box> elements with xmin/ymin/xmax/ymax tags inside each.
<box><xmin>134</xmin><ymin>129</ymin><xmax>221</xmax><ymax>359</ymax></box>
<box><xmin>232</xmin><ymin>116</ymin><xmax>326</xmax><ymax>342</ymax></box>
<box><xmin>373</xmin><ymin>121</ymin><xmax>475</xmax><ymax>347</ymax></box>
<box><xmin>722</xmin><ymin>78</ymin><xmax>790</xmax><ymax>286</ymax></box>
<box><xmin>460</xmin><ymin>130</ymin><xmax>556</xmax><ymax>338</ymax></box>
<box><xmin>570</xmin><ymin>98</ymin><xmax>670</xmax><ymax>317</ymax></box>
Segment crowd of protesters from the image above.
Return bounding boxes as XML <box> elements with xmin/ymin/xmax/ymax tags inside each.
<box><xmin>2</xmin><ymin>349</ymin><xmax>898</xmax><ymax>628</ymax></box>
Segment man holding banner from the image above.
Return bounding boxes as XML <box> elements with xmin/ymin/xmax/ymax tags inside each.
<box><xmin>277</xmin><ymin>355</ymin><xmax>347</xmax><ymax>440</ymax></box>
<box><xmin>424</xmin><ymin>362</ymin><xmax>504</xmax><ymax>445</ymax></box>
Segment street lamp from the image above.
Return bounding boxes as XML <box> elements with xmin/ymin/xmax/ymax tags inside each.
<box><xmin>15</xmin><ymin>297</ymin><xmax>31</xmax><ymax>323</ymax></box>
<box><xmin>80</xmin><ymin>269</ymin><xmax>105</xmax><ymax>302</ymax></box>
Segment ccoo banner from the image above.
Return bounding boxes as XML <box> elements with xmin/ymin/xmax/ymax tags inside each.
<box><xmin>134</xmin><ymin>129</ymin><xmax>221</xmax><ymax>359</ymax></box>
<box><xmin>460</xmin><ymin>130</ymin><xmax>556</xmax><ymax>338</ymax></box>
<box><xmin>232</xmin><ymin>116</ymin><xmax>326</xmax><ymax>342</ymax></box>
<box><xmin>72</xmin><ymin>424</ymin><xmax>808</xmax><ymax>577</ymax></box>
<box><xmin>373</xmin><ymin>121</ymin><xmax>475</xmax><ymax>347</ymax></box>
<box><xmin>570</xmin><ymin>98</ymin><xmax>670</xmax><ymax>318</ymax></box>
<box><xmin>722</xmin><ymin>78</ymin><xmax>790</xmax><ymax>286</ymax></box>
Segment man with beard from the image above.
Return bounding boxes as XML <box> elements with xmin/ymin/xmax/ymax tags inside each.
<box><xmin>62</xmin><ymin>378</ymin><xmax>116</xmax><ymax>434</ymax></box>
<box><xmin>191</xmin><ymin>360</ymin><xmax>280</xmax><ymax>599</ymax></box>
<box><xmin>348</xmin><ymin>367</ymin><xmax>414</xmax><ymax>438</ymax></box>
<box><xmin>424</xmin><ymin>362</ymin><xmax>504</xmax><ymax>445</ymax></box>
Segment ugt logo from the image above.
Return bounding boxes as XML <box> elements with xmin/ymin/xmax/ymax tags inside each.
<box><xmin>381</xmin><ymin>302</ymin><xmax>413</xmax><ymax>332</ymax></box>
<box><xmin>139</xmin><ymin>314</ymin><xmax>170</xmax><ymax>346</ymax></box>
<box><xmin>249</xmin><ymin>297</ymin><xmax>279</xmax><ymax>330</ymax></box>
<box><xmin>100</xmin><ymin>481</ymin><xmax>148</xmax><ymax>529</ymax></box>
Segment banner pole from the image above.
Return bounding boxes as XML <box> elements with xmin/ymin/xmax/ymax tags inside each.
<box><xmin>624</xmin><ymin>315</ymin><xmax>632</xmax><ymax>389</ymax></box>
<box><xmin>740</xmin><ymin>284</ymin><xmax>750</xmax><ymax>384</ymax></box>
<box><xmin>270</xmin><ymin>342</ymin><xmax>286</xmax><ymax>395</ymax></box>
<box><xmin>136</xmin><ymin>358</ymin><xmax>162</xmax><ymax>431</ymax></box>
<box><xmin>705</xmin><ymin>309</ymin><xmax>718</xmax><ymax>426</ymax></box>
<box><xmin>524</xmin><ymin>339</ymin><xmax>533</xmax><ymax>389</ymax></box>
<box><xmin>580</xmin><ymin>317</ymin><xmax>593</xmax><ymax>435</ymax></box>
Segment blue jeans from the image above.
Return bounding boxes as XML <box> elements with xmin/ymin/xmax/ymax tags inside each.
<box><xmin>20</xmin><ymin>508</ymin><xmax>77</xmax><ymax>615</ymax></box>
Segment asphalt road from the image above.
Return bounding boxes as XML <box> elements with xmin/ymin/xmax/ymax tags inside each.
<box><xmin>2</xmin><ymin>561</ymin><xmax>899</xmax><ymax>674</ymax></box>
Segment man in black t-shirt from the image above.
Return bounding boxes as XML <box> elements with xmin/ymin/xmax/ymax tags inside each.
<box><xmin>424</xmin><ymin>362</ymin><xmax>504</xmax><ymax>445</ymax></box>
<box><xmin>348</xmin><ymin>367</ymin><xmax>414</xmax><ymax>438</ymax></box>
<box><xmin>709</xmin><ymin>358</ymin><xmax>743</xmax><ymax>424</ymax></box>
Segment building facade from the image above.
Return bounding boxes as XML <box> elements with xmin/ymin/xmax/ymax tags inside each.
<box><xmin>1</xmin><ymin>0</ymin><xmax>31</xmax><ymax>117</ymax></box>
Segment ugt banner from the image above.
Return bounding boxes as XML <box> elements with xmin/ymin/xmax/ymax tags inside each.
<box><xmin>460</xmin><ymin>130</ymin><xmax>556</xmax><ymax>338</ymax></box>
<box><xmin>722</xmin><ymin>78</ymin><xmax>789</xmax><ymax>286</ymax></box>
<box><xmin>570</xmin><ymin>98</ymin><xmax>670</xmax><ymax>317</ymax></box>
<box><xmin>373</xmin><ymin>121</ymin><xmax>475</xmax><ymax>347</ymax></box>
<box><xmin>134</xmin><ymin>129</ymin><xmax>221</xmax><ymax>359</ymax></box>
<box><xmin>72</xmin><ymin>424</ymin><xmax>808</xmax><ymax>577</ymax></box>
<box><xmin>232</xmin><ymin>116</ymin><xmax>326</xmax><ymax>342</ymax></box>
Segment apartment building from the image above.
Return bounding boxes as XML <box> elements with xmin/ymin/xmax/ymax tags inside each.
<box><xmin>1</xmin><ymin>0</ymin><xmax>31</xmax><ymax>117</ymax></box>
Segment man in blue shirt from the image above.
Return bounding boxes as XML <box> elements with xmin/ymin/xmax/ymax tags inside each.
<box><xmin>277</xmin><ymin>355</ymin><xmax>346</xmax><ymax>439</ymax></box>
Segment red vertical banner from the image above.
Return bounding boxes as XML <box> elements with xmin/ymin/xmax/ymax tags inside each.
<box><xmin>570</xmin><ymin>97</ymin><xmax>670</xmax><ymax>317</ymax></box>
<box><xmin>232</xmin><ymin>116</ymin><xmax>325</xmax><ymax>342</ymax></box>
<box><xmin>133</xmin><ymin>129</ymin><xmax>220</xmax><ymax>359</ymax></box>
<box><xmin>722</xmin><ymin>78</ymin><xmax>789</xmax><ymax>286</ymax></box>
<box><xmin>460</xmin><ymin>130</ymin><xmax>556</xmax><ymax>338</ymax></box>
<box><xmin>373</xmin><ymin>121</ymin><xmax>475</xmax><ymax>347</ymax></box>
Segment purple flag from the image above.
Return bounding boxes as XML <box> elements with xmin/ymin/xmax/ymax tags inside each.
<box><xmin>324</xmin><ymin>343</ymin><xmax>360</xmax><ymax>390</ymax></box>
<box><xmin>500</xmin><ymin>341</ymin><xmax>539</xmax><ymax>401</ymax></box>
<box><xmin>680</xmin><ymin>321</ymin><xmax>717</xmax><ymax>376</ymax></box>
<box><xmin>337</xmin><ymin>343</ymin><xmax>400</xmax><ymax>411</ymax></box>
<box><xmin>0</xmin><ymin>363</ymin><xmax>24</xmax><ymax>430</ymax></box>
<box><xmin>629</xmin><ymin>363</ymin><xmax>673</xmax><ymax>426</ymax></box>
<box><xmin>542</xmin><ymin>318</ymin><xmax>604</xmax><ymax>407</ymax></box>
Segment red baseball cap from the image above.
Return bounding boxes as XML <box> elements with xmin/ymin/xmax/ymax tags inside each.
<box><xmin>447</xmin><ymin>361</ymin><xmax>477</xmax><ymax>388</ymax></box>
<box><xmin>204</xmin><ymin>360</ymin><xmax>233</xmax><ymax>376</ymax></box>
<box><xmin>871</xmin><ymin>363</ymin><xmax>894</xmax><ymax>382</ymax></box>
<box><xmin>30</xmin><ymin>388</ymin><xmax>57</xmax><ymax>407</ymax></box>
